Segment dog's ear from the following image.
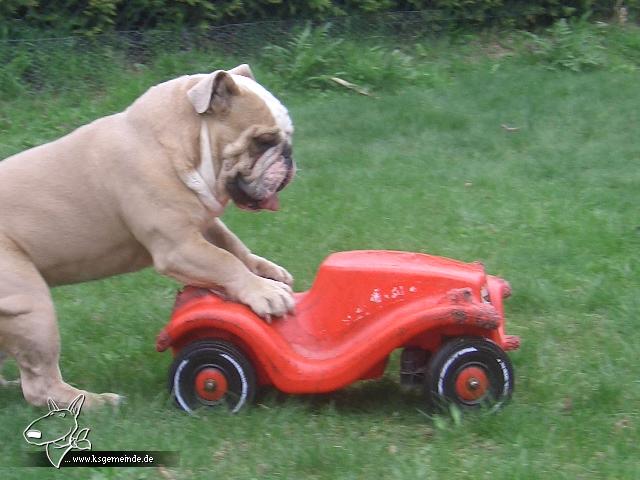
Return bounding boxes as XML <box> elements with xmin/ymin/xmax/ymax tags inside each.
<box><xmin>47</xmin><ymin>398</ymin><xmax>59</xmax><ymax>412</ymax></box>
<box><xmin>228</xmin><ymin>64</ymin><xmax>255</xmax><ymax>80</ymax></box>
<box><xmin>187</xmin><ymin>71</ymin><xmax>240</xmax><ymax>114</ymax></box>
<box><xmin>68</xmin><ymin>394</ymin><xmax>85</xmax><ymax>417</ymax></box>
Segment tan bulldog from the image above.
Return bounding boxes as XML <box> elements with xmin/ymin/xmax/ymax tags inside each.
<box><xmin>0</xmin><ymin>64</ymin><xmax>296</xmax><ymax>408</ymax></box>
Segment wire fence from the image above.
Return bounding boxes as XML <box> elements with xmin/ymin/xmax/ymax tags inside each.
<box><xmin>0</xmin><ymin>9</ymin><xmax>636</xmax><ymax>99</ymax></box>
<box><xmin>0</xmin><ymin>12</ymin><xmax>412</xmax><ymax>97</ymax></box>
<box><xmin>1</xmin><ymin>10</ymin><xmax>467</xmax><ymax>59</ymax></box>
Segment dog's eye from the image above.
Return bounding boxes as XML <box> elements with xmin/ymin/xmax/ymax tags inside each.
<box><xmin>254</xmin><ymin>137</ymin><xmax>276</xmax><ymax>148</ymax></box>
<box><xmin>253</xmin><ymin>134</ymin><xmax>279</xmax><ymax>155</ymax></box>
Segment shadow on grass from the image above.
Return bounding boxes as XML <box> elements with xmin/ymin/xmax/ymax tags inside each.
<box><xmin>255</xmin><ymin>377</ymin><xmax>427</xmax><ymax>416</ymax></box>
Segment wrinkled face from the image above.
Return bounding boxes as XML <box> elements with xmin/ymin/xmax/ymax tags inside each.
<box><xmin>221</xmin><ymin>74</ymin><xmax>295</xmax><ymax>211</ymax></box>
<box><xmin>189</xmin><ymin>67</ymin><xmax>295</xmax><ymax>212</ymax></box>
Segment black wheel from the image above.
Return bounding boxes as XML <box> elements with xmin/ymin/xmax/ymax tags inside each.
<box><xmin>425</xmin><ymin>337</ymin><xmax>514</xmax><ymax>412</ymax></box>
<box><xmin>169</xmin><ymin>340</ymin><xmax>256</xmax><ymax>414</ymax></box>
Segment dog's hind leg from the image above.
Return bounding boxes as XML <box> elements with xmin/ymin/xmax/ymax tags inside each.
<box><xmin>0</xmin><ymin>241</ymin><xmax>121</xmax><ymax>408</ymax></box>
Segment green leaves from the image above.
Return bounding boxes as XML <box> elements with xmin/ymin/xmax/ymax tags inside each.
<box><xmin>1</xmin><ymin>1</ymin><xmax>638</xmax><ymax>36</ymax></box>
<box><xmin>524</xmin><ymin>18</ymin><xmax>608</xmax><ymax>72</ymax></box>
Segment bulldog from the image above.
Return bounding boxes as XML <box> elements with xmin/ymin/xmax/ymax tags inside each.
<box><xmin>0</xmin><ymin>64</ymin><xmax>296</xmax><ymax>408</ymax></box>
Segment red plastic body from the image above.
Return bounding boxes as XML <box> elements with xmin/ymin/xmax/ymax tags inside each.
<box><xmin>157</xmin><ymin>250</ymin><xmax>520</xmax><ymax>394</ymax></box>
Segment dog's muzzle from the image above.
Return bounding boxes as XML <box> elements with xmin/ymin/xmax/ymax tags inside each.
<box><xmin>228</xmin><ymin>144</ymin><xmax>295</xmax><ymax>211</ymax></box>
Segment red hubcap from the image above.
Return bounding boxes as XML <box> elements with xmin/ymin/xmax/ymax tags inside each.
<box><xmin>455</xmin><ymin>366</ymin><xmax>489</xmax><ymax>402</ymax></box>
<box><xmin>195</xmin><ymin>367</ymin><xmax>228</xmax><ymax>402</ymax></box>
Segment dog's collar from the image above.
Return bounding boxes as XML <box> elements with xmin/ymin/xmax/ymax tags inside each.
<box><xmin>179</xmin><ymin>121</ymin><xmax>226</xmax><ymax>215</ymax></box>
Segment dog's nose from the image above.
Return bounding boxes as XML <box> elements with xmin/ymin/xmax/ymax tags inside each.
<box><xmin>26</xmin><ymin>429</ymin><xmax>42</xmax><ymax>439</ymax></box>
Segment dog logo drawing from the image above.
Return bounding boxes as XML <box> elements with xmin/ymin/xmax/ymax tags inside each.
<box><xmin>23</xmin><ymin>394</ymin><xmax>91</xmax><ymax>468</ymax></box>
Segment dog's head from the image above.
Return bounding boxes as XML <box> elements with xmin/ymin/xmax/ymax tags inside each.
<box><xmin>187</xmin><ymin>64</ymin><xmax>295</xmax><ymax>212</ymax></box>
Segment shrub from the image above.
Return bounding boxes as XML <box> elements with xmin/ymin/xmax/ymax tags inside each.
<box><xmin>1</xmin><ymin>1</ymin><xmax>638</xmax><ymax>36</ymax></box>
<box><xmin>260</xmin><ymin>22</ymin><xmax>424</xmax><ymax>92</ymax></box>
<box><xmin>524</xmin><ymin>17</ymin><xmax>608</xmax><ymax>72</ymax></box>
<box><xmin>261</xmin><ymin>23</ymin><xmax>345</xmax><ymax>89</ymax></box>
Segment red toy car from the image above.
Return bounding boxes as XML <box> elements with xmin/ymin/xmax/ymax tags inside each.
<box><xmin>156</xmin><ymin>250</ymin><xmax>520</xmax><ymax>413</ymax></box>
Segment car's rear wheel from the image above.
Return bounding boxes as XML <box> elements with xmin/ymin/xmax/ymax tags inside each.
<box><xmin>169</xmin><ymin>340</ymin><xmax>256</xmax><ymax>414</ymax></box>
<box><xmin>424</xmin><ymin>337</ymin><xmax>514</xmax><ymax>412</ymax></box>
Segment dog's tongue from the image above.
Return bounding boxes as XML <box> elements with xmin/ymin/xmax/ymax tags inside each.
<box><xmin>258</xmin><ymin>194</ymin><xmax>280</xmax><ymax>211</ymax></box>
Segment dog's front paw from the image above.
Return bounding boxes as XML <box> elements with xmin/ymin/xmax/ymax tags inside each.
<box><xmin>245</xmin><ymin>254</ymin><xmax>294</xmax><ymax>286</ymax></box>
<box><xmin>232</xmin><ymin>275</ymin><xmax>295</xmax><ymax>322</ymax></box>
<box><xmin>82</xmin><ymin>392</ymin><xmax>125</xmax><ymax>408</ymax></box>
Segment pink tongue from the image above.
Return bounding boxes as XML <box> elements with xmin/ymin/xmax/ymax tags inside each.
<box><xmin>258</xmin><ymin>194</ymin><xmax>280</xmax><ymax>211</ymax></box>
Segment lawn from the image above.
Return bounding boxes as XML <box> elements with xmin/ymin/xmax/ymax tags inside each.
<box><xmin>0</xmin><ymin>40</ymin><xmax>639</xmax><ymax>479</ymax></box>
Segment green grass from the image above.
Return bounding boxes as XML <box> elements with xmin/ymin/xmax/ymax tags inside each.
<box><xmin>1</xmin><ymin>36</ymin><xmax>640</xmax><ymax>479</ymax></box>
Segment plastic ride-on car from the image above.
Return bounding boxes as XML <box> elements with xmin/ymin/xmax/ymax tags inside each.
<box><xmin>156</xmin><ymin>250</ymin><xmax>520</xmax><ymax>414</ymax></box>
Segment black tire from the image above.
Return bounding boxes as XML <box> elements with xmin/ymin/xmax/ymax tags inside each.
<box><xmin>169</xmin><ymin>340</ymin><xmax>256</xmax><ymax>414</ymax></box>
<box><xmin>425</xmin><ymin>337</ymin><xmax>514</xmax><ymax>412</ymax></box>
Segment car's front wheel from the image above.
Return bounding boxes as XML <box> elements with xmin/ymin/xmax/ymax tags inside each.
<box><xmin>169</xmin><ymin>340</ymin><xmax>256</xmax><ymax>414</ymax></box>
<box><xmin>424</xmin><ymin>337</ymin><xmax>514</xmax><ymax>412</ymax></box>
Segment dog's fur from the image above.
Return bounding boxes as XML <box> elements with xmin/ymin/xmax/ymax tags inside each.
<box><xmin>0</xmin><ymin>64</ymin><xmax>296</xmax><ymax>408</ymax></box>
